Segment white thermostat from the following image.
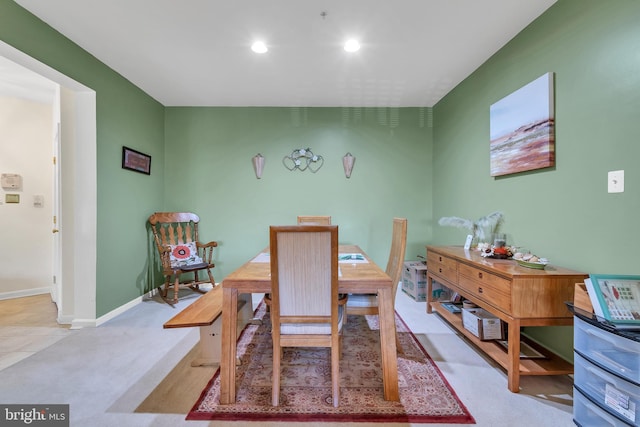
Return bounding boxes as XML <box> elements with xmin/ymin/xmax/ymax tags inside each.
<box><xmin>1</xmin><ymin>173</ymin><xmax>22</xmax><ymax>190</ymax></box>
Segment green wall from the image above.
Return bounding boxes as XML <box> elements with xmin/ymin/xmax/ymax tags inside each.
<box><xmin>432</xmin><ymin>0</ymin><xmax>640</xmax><ymax>360</ymax></box>
<box><xmin>163</xmin><ymin>107</ymin><xmax>432</xmax><ymax>278</ymax></box>
<box><xmin>0</xmin><ymin>1</ymin><xmax>166</xmax><ymax>316</ymax></box>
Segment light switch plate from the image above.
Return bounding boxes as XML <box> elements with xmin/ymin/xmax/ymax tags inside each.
<box><xmin>608</xmin><ymin>170</ymin><xmax>624</xmax><ymax>193</ymax></box>
<box><xmin>34</xmin><ymin>195</ymin><xmax>44</xmax><ymax>207</ymax></box>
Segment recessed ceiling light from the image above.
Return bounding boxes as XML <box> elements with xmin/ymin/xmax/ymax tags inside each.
<box><xmin>251</xmin><ymin>41</ymin><xmax>268</xmax><ymax>54</ymax></box>
<box><xmin>344</xmin><ymin>39</ymin><xmax>360</xmax><ymax>52</ymax></box>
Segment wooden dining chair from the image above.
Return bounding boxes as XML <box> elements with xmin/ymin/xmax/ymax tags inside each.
<box><xmin>263</xmin><ymin>215</ymin><xmax>331</xmax><ymax>310</ymax></box>
<box><xmin>269</xmin><ymin>225</ymin><xmax>343</xmax><ymax>407</ymax></box>
<box><xmin>346</xmin><ymin>218</ymin><xmax>407</xmax><ymax>349</ymax></box>
<box><xmin>148</xmin><ymin>212</ymin><xmax>218</xmax><ymax>305</ymax></box>
<box><xmin>297</xmin><ymin>215</ymin><xmax>332</xmax><ymax>225</ymax></box>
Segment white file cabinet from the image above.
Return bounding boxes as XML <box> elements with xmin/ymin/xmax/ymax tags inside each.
<box><xmin>572</xmin><ymin>312</ymin><xmax>640</xmax><ymax>427</ymax></box>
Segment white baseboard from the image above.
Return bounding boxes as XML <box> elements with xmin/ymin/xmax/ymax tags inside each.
<box><xmin>70</xmin><ymin>318</ymin><xmax>98</xmax><ymax>329</ymax></box>
<box><xmin>57</xmin><ymin>314</ymin><xmax>75</xmax><ymax>325</ymax></box>
<box><xmin>94</xmin><ymin>294</ymin><xmax>149</xmax><ymax>327</ymax></box>
<box><xmin>0</xmin><ymin>287</ymin><xmax>50</xmax><ymax>300</ymax></box>
<box><xmin>72</xmin><ymin>288</ymin><xmax>161</xmax><ymax>328</ymax></box>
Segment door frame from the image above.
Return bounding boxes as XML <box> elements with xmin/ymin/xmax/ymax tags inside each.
<box><xmin>1</xmin><ymin>41</ymin><xmax>97</xmax><ymax>328</ymax></box>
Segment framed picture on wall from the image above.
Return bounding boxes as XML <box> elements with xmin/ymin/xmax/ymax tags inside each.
<box><xmin>489</xmin><ymin>72</ymin><xmax>555</xmax><ymax>177</ymax></box>
<box><xmin>122</xmin><ymin>146</ymin><xmax>151</xmax><ymax>175</ymax></box>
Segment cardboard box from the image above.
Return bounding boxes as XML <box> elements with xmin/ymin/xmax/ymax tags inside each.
<box><xmin>402</xmin><ymin>278</ymin><xmax>427</xmax><ymax>301</ymax></box>
<box><xmin>401</xmin><ymin>261</ymin><xmax>428</xmax><ymax>301</ymax></box>
<box><xmin>462</xmin><ymin>308</ymin><xmax>504</xmax><ymax>341</ymax></box>
<box><xmin>403</xmin><ymin>261</ymin><xmax>427</xmax><ymax>283</ymax></box>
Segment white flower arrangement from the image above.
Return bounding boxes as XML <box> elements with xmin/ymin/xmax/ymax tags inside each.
<box><xmin>438</xmin><ymin>211</ymin><xmax>504</xmax><ymax>245</ymax></box>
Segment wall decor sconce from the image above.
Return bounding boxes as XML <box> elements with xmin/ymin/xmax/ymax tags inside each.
<box><xmin>342</xmin><ymin>152</ymin><xmax>355</xmax><ymax>178</ymax></box>
<box><xmin>252</xmin><ymin>153</ymin><xmax>265</xmax><ymax>179</ymax></box>
<box><xmin>282</xmin><ymin>148</ymin><xmax>324</xmax><ymax>173</ymax></box>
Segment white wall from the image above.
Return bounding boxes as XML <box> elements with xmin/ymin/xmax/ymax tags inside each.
<box><xmin>0</xmin><ymin>96</ymin><xmax>53</xmax><ymax>297</ymax></box>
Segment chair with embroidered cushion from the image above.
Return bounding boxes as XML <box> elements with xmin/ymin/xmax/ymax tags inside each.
<box><xmin>269</xmin><ymin>225</ymin><xmax>343</xmax><ymax>407</ymax></box>
<box><xmin>297</xmin><ymin>215</ymin><xmax>332</xmax><ymax>225</ymax></box>
<box><xmin>148</xmin><ymin>212</ymin><xmax>217</xmax><ymax>305</ymax></box>
<box><xmin>345</xmin><ymin>218</ymin><xmax>407</xmax><ymax>349</ymax></box>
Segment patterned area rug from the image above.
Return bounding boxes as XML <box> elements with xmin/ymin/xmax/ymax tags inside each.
<box><xmin>187</xmin><ymin>304</ymin><xmax>475</xmax><ymax>423</ymax></box>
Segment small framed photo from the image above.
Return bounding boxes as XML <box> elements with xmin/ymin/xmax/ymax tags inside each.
<box><xmin>122</xmin><ymin>146</ymin><xmax>151</xmax><ymax>175</ymax></box>
<box><xmin>464</xmin><ymin>234</ymin><xmax>473</xmax><ymax>250</ymax></box>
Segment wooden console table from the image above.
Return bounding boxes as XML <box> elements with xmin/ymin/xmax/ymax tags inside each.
<box><xmin>425</xmin><ymin>245</ymin><xmax>588</xmax><ymax>393</ymax></box>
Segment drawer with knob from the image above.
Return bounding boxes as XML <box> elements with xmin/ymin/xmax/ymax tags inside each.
<box><xmin>457</xmin><ymin>263</ymin><xmax>511</xmax><ymax>310</ymax></box>
<box><xmin>427</xmin><ymin>251</ymin><xmax>458</xmax><ymax>284</ymax></box>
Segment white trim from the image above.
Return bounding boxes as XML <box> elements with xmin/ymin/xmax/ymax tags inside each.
<box><xmin>93</xmin><ymin>295</ymin><xmax>144</xmax><ymax>327</ymax></box>
<box><xmin>57</xmin><ymin>313</ymin><xmax>75</xmax><ymax>324</ymax></box>
<box><xmin>80</xmin><ymin>289</ymin><xmax>160</xmax><ymax>328</ymax></box>
<box><xmin>0</xmin><ymin>287</ymin><xmax>50</xmax><ymax>300</ymax></box>
<box><xmin>71</xmin><ymin>296</ymin><xmax>141</xmax><ymax>329</ymax></box>
<box><xmin>0</xmin><ymin>41</ymin><xmax>93</xmax><ymax>93</ymax></box>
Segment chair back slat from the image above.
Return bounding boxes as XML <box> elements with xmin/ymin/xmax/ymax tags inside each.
<box><xmin>158</xmin><ymin>226</ymin><xmax>168</xmax><ymax>247</ymax></box>
<box><xmin>385</xmin><ymin>218</ymin><xmax>408</xmax><ymax>303</ymax></box>
<box><xmin>171</xmin><ymin>223</ymin><xmax>181</xmax><ymax>245</ymax></box>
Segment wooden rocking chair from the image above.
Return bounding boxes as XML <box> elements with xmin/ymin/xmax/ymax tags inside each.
<box><xmin>148</xmin><ymin>212</ymin><xmax>218</xmax><ymax>305</ymax></box>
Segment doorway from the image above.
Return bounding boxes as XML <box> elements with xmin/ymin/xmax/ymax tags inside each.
<box><xmin>0</xmin><ymin>65</ymin><xmax>55</xmax><ymax>305</ymax></box>
<box><xmin>0</xmin><ymin>41</ymin><xmax>97</xmax><ymax>328</ymax></box>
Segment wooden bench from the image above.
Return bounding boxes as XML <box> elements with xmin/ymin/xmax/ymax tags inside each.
<box><xmin>163</xmin><ymin>285</ymin><xmax>253</xmax><ymax>366</ymax></box>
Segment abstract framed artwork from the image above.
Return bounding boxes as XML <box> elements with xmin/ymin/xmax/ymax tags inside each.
<box><xmin>122</xmin><ymin>146</ymin><xmax>151</xmax><ymax>175</ymax></box>
<box><xmin>489</xmin><ymin>72</ymin><xmax>555</xmax><ymax>177</ymax></box>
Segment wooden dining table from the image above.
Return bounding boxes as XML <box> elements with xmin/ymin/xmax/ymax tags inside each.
<box><xmin>218</xmin><ymin>244</ymin><xmax>399</xmax><ymax>404</ymax></box>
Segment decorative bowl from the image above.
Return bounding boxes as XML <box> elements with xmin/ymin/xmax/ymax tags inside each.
<box><xmin>515</xmin><ymin>259</ymin><xmax>548</xmax><ymax>270</ymax></box>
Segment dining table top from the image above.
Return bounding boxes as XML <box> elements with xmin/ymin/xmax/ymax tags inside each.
<box><xmin>222</xmin><ymin>244</ymin><xmax>392</xmax><ymax>293</ymax></box>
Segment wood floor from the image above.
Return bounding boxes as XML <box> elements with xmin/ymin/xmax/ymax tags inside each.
<box><xmin>0</xmin><ymin>294</ymin><xmax>72</xmax><ymax>371</ymax></box>
<box><xmin>0</xmin><ymin>294</ymin><xmax>66</xmax><ymax>327</ymax></box>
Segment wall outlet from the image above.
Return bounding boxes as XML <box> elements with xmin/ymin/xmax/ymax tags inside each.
<box><xmin>608</xmin><ymin>170</ymin><xmax>624</xmax><ymax>193</ymax></box>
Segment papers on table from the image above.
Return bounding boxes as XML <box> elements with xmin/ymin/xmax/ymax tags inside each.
<box><xmin>251</xmin><ymin>252</ymin><xmax>270</xmax><ymax>263</ymax></box>
<box><xmin>339</xmin><ymin>253</ymin><xmax>368</xmax><ymax>263</ymax></box>
<box><xmin>252</xmin><ymin>252</ymin><xmax>368</xmax><ymax>264</ymax></box>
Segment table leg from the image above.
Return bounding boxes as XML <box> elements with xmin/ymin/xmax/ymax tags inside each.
<box><xmin>377</xmin><ymin>287</ymin><xmax>400</xmax><ymax>401</ymax></box>
<box><xmin>219</xmin><ymin>287</ymin><xmax>238</xmax><ymax>404</ymax></box>
<box><xmin>507</xmin><ymin>319</ymin><xmax>521</xmax><ymax>393</ymax></box>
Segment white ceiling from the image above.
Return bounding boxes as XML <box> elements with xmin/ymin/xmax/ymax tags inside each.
<box><xmin>11</xmin><ymin>0</ymin><xmax>557</xmax><ymax>107</ymax></box>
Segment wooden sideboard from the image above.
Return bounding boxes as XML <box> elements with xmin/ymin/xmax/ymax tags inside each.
<box><xmin>425</xmin><ymin>245</ymin><xmax>588</xmax><ymax>393</ymax></box>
